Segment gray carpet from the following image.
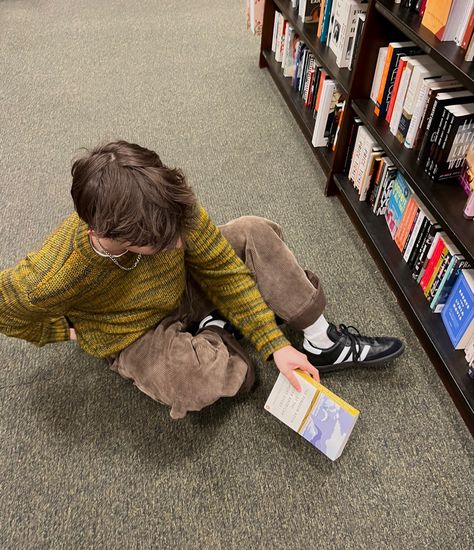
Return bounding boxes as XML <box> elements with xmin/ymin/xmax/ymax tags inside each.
<box><xmin>1</xmin><ymin>1</ymin><xmax>473</xmax><ymax>548</ymax></box>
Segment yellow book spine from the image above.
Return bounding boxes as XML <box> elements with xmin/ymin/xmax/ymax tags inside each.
<box><xmin>297</xmin><ymin>371</ymin><xmax>360</xmax><ymax>416</ymax></box>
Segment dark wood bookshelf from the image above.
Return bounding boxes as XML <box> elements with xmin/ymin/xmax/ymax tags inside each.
<box><xmin>376</xmin><ymin>0</ymin><xmax>474</xmax><ymax>92</ymax></box>
<box><xmin>259</xmin><ymin>0</ymin><xmax>474</xmax><ymax>432</ymax></box>
<box><xmin>334</xmin><ymin>174</ymin><xmax>474</xmax><ymax>429</ymax></box>
<box><xmin>262</xmin><ymin>49</ymin><xmax>333</xmax><ymax>176</ymax></box>
<box><xmin>272</xmin><ymin>0</ymin><xmax>352</xmax><ymax>95</ymax></box>
<box><xmin>351</xmin><ymin>97</ymin><xmax>474</xmax><ymax>264</ymax></box>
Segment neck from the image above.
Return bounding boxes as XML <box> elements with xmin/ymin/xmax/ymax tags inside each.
<box><xmin>90</xmin><ymin>234</ymin><xmax>128</xmax><ymax>256</ymax></box>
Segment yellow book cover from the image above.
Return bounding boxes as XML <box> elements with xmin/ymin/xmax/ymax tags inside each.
<box><xmin>264</xmin><ymin>371</ymin><xmax>360</xmax><ymax>461</ymax></box>
<box><xmin>421</xmin><ymin>0</ymin><xmax>454</xmax><ymax>40</ymax></box>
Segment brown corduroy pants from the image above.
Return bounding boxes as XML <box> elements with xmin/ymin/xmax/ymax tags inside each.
<box><xmin>108</xmin><ymin>216</ymin><xmax>326</xmax><ymax>419</ymax></box>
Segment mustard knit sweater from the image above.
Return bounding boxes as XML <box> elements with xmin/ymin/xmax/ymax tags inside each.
<box><xmin>0</xmin><ymin>205</ymin><xmax>290</xmax><ymax>360</ymax></box>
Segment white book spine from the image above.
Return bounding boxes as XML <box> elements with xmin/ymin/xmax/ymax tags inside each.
<box><xmin>403</xmin><ymin>208</ymin><xmax>426</xmax><ymax>262</ymax></box>
<box><xmin>349</xmin><ymin>125</ymin><xmax>365</xmax><ymax>183</ymax></box>
<box><xmin>390</xmin><ymin>63</ymin><xmax>413</xmax><ymax>135</ymax></box>
<box><xmin>271</xmin><ymin>11</ymin><xmax>280</xmax><ymax>52</ymax></box>
<box><xmin>371</xmin><ymin>48</ymin><xmax>388</xmax><ymax>104</ymax></box>
<box><xmin>298</xmin><ymin>0</ymin><xmax>307</xmax><ymax>19</ymax></box>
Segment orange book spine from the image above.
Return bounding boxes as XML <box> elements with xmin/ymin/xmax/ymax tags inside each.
<box><xmin>386</xmin><ymin>58</ymin><xmax>407</xmax><ymax>123</ymax></box>
<box><xmin>315</xmin><ymin>71</ymin><xmax>326</xmax><ymax>112</ymax></box>
<box><xmin>318</xmin><ymin>0</ymin><xmax>327</xmax><ymax>39</ymax></box>
<box><xmin>462</xmin><ymin>9</ymin><xmax>474</xmax><ymax>49</ymax></box>
<box><xmin>396</xmin><ymin>197</ymin><xmax>417</xmax><ymax>252</ymax></box>
<box><xmin>394</xmin><ymin>196</ymin><xmax>415</xmax><ymax>250</ymax></box>
<box><xmin>374</xmin><ymin>45</ymin><xmax>394</xmax><ymax>117</ymax></box>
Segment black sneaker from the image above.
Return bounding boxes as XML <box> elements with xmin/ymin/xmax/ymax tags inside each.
<box><xmin>303</xmin><ymin>323</ymin><xmax>405</xmax><ymax>374</ymax></box>
<box><xmin>197</xmin><ymin>310</ymin><xmax>243</xmax><ymax>340</ymax></box>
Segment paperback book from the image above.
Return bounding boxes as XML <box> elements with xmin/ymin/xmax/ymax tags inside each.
<box><xmin>265</xmin><ymin>371</ymin><xmax>360</xmax><ymax>461</ymax></box>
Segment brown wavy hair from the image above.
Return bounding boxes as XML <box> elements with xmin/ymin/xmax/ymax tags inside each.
<box><xmin>70</xmin><ymin>140</ymin><xmax>197</xmax><ymax>250</ymax></box>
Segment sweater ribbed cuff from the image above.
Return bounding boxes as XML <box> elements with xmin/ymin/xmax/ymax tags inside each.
<box><xmin>258</xmin><ymin>334</ymin><xmax>291</xmax><ymax>362</ymax></box>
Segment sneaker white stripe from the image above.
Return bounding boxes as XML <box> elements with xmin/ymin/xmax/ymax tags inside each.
<box><xmin>360</xmin><ymin>344</ymin><xmax>371</xmax><ymax>361</ymax></box>
<box><xmin>335</xmin><ymin>346</ymin><xmax>351</xmax><ymax>364</ymax></box>
<box><xmin>303</xmin><ymin>339</ymin><xmax>323</xmax><ymax>355</ymax></box>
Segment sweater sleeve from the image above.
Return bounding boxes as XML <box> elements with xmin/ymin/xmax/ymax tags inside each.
<box><xmin>0</xmin><ymin>263</ymin><xmax>70</xmax><ymax>347</ymax></box>
<box><xmin>184</xmin><ymin>206</ymin><xmax>290</xmax><ymax>360</ymax></box>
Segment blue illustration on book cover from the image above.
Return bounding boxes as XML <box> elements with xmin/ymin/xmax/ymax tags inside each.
<box><xmin>441</xmin><ymin>270</ymin><xmax>474</xmax><ymax>348</ymax></box>
<box><xmin>385</xmin><ymin>173</ymin><xmax>411</xmax><ymax>238</ymax></box>
<box><xmin>300</xmin><ymin>393</ymin><xmax>356</xmax><ymax>460</ymax></box>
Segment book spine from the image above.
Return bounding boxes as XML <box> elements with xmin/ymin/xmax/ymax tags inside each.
<box><xmin>403</xmin><ymin>207</ymin><xmax>424</xmax><ymax>261</ymax></box>
<box><xmin>427</xmin><ymin>248</ymin><xmax>452</xmax><ymax>303</ymax></box>
<box><xmin>425</xmin><ymin>106</ymin><xmax>452</xmax><ymax>177</ymax></box>
<box><xmin>413</xmin><ymin>224</ymin><xmax>440</xmax><ymax>280</ymax></box>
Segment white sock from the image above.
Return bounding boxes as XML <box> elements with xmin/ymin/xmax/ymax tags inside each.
<box><xmin>303</xmin><ymin>315</ymin><xmax>333</xmax><ymax>349</ymax></box>
<box><xmin>199</xmin><ymin>315</ymin><xmax>226</xmax><ymax>331</ymax></box>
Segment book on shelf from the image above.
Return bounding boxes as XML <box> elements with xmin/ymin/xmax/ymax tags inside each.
<box><xmin>328</xmin><ymin>1</ymin><xmax>368</xmax><ymax>69</ymax></box>
<box><xmin>319</xmin><ymin>0</ymin><xmax>334</xmax><ymax>44</ymax></box>
<box><xmin>369</xmin><ymin>157</ymin><xmax>397</xmax><ymax>215</ymax></box>
<box><xmin>441</xmin><ymin>270</ymin><xmax>474</xmax><ymax>349</ymax></box>
<box><xmin>385</xmin><ymin>172</ymin><xmax>412</xmax><ymax>239</ymax></box>
<box><xmin>264</xmin><ymin>371</ymin><xmax>360</xmax><ymax>461</ymax></box>
<box><xmin>419</xmin><ymin>231</ymin><xmax>448</xmax><ymax>294</ymax></box>
<box><xmin>349</xmin><ymin>13</ymin><xmax>366</xmax><ymax>71</ymax></box>
<box><xmin>412</xmin><ymin>220</ymin><xmax>442</xmax><ymax>282</ymax></box>
<box><xmin>425</xmin><ymin>103</ymin><xmax>474</xmax><ymax>182</ymax></box>
<box><xmin>298</xmin><ymin>0</ymin><xmax>321</xmax><ymax>24</ymax></box>
<box><xmin>404</xmin><ymin>76</ymin><xmax>460</xmax><ymax>150</ymax></box>
<box><xmin>311</xmin><ymin>78</ymin><xmax>338</xmax><ymax>147</ymax></box>
<box><xmin>412</xmin><ymin>81</ymin><xmax>464</xmax><ymax>151</ymax></box>
<box><xmin>344</xmin><ymin>117</ymin><xmax>363</xmax><ymax>174</ymax></box>
<box><xmin>394</xmin><ymin>194</ymin><xmax>419</xmax><ymax>252</ymax></box>
<box><xmin>395</xmin><ymin>57</ymin><xmax>446</xmax><ymax>144</ymax></box>
<box><xmin>421</xmin><ymin>0</ymin><xmax>455</xmax><ymax>40</ymax></box>
<box><xmin>416</xmin><ymin>89</ymin><xmax>474</xmax><ymax>169</ymax></box>
<box><xmin>431</xmin><ymin>253</ymin><xmax>471</xmax><ymax>312</ymax></box>
<box><xmin>373</xmin><ymin>42</ymin><xmax>423</xmax><ymax>120</ymax></box>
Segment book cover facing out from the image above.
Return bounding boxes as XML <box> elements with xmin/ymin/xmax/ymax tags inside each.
<box><xmin>385</xmin><ymin>172</ymin><xmax>411</xmax><ymax>239</ymax></box>
<box><xmin>441</xmin><ymin>270</ymin><xmax>474</xmax><ymax>349</ymax></box>
<box><xmin>264</xmin><ymin>371</ymin><xmax>360</xmax><ymax>461</ymax></box>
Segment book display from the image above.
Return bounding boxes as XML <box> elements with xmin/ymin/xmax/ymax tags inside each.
<box><xmin>259</xmin><ymin>0</ymin><xmax>474</xmax><ymax>432</ymax></box>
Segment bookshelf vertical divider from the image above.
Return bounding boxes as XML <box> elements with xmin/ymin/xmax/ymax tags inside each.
<box><xmin>259</xmin><ymin>0</ymin><xmax>474</xmax><ymax>433</ymax></box>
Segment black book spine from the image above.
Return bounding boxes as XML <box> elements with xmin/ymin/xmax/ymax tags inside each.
<box><xmin>407</xmin><ymin>216</ymin><xmax>430</xmax><ymax>270</ymax></box>
<box><xmin>418</xmin><ymin>97</ymin><xmax>444</xmax><ymax>167</ymax></box>
<box><xmin>425</xmin><ymin>107</ymin><xmax>452</xmax><ymax>177</ymax></box>
<box><xmin>344</xmin><ymin>119</ymin><xmax>362</xmax><ymax>175</ymax></box>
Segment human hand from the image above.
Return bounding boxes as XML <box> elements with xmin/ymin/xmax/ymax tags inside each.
<box><xmin>273</xmin><ymin>345</ymin><xmax>320</xmax><ymax>391</ymax></box>
<box><xmin>69</xmin><ymin>328</ymin><xmax>77</xmax><ymax>340</ymax></box>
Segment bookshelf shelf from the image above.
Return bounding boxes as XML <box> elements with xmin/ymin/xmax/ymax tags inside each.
<box><xmin>376</xmin><ymin>0</ymin><xmax>474</xmax><ymax>93</ymax></box>
<box><xmin>272</xmin><ymin>0</ymin><xmax>352</xmax><ymax>95</ymax></box>
<box><xmin>334</xmin><ymin>173</ymin><xmax>474</xmax><ymax>419</ymax></box>
<box><xmin>351</xmin><ymin>98</ymin><xmax>474</xmax><ymax>264</ymax></box>
<box><xmin>260</xmin><ymin>0</ymin><xmax>474</xmax><ymax>431</ymax></box>
<box><xmin>262</xmin><ymin>49</ymin><xmax>333</xmax><ymax>176</ymax></box>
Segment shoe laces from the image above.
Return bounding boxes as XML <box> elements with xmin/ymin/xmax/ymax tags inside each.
<box><xmin>338</xmin><ymin>324</ymin><xmax>376</xmax><ymax>361</ymax></box>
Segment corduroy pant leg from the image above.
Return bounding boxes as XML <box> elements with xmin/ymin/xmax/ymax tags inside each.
<box><xmin>108</xmin><ymin>316</ymin><xmax>254</xmax><ymax>420</ymax></box>
<box><xmin>217</xmin><ymin>216</ymin><xmax>327</xmax><ymax>331</ymax></box>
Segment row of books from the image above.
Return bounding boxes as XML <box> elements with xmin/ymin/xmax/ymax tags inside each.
<box><xmin>395</xmin><ymin>0</ymin><xmax>474</xmax><ymax>62</ymax></box>
<box><xmin>346</xmin><ymin>121</ymin><xmax>474</xmax><ymax>369</ymax></box>
<box><xmin>370</xmin><ymin>41</ymin><xmax>474</xmax><ymax>186</ymax></box>
<box><xmin>292</xmin><ymin>0</ymin><xmax>368</xmax><ymax>71</ymax></box>
<box><xmin>271</xmin><ymin>11</ymin><xmax>346</xmax><ymax>148</ymax></box>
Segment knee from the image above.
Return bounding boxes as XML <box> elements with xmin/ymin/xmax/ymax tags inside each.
<box><xmin>221</xmin><ymin>215</ymin><xmax>284</xmax><ymax>246</ymax></box>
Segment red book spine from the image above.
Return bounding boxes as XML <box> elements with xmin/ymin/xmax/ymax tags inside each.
<box><xmin>420</xmin><ymin>237</ymin><xmax>445</xmax><ymax>292</ymax></box>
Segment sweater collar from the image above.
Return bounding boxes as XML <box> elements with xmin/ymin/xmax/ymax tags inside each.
<box><xmin>73</xmin><ymin>213</ymin><xmax>138</xmax><ymax>269</ymax></box>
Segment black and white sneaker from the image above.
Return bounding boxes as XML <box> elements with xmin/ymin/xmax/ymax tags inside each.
<box><xmin>196</xmin><ymin>310</ymin><xmax>243</xmax><ymax>339</ymax></box>
<box><xmin>303</xmin><ymin>323</ymin><xmax>405</xmax><ymax>374</ymax></box>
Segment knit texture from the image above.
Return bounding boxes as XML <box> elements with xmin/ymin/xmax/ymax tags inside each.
<box><xmin>0</xmin><ymin>205</ymin><xmax>289</xmax><ymax>360</ymax></box>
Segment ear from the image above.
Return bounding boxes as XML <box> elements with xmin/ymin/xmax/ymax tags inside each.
<box><xmin>87</xmin><ymin>228</ymin><xmax>96</xmax><ymax>237</ymax></box>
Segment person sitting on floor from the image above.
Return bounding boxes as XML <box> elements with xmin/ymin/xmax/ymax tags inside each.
<box><xmin>0</xmin><ymin>140</ymin><xmax>405</xmax><ymax>419</ymax></box>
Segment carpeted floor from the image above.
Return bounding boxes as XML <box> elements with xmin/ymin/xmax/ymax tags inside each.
<box><xmin>0</xmin><ymin>1</ymin><xmax>473</xmax><ymax>548</ymax></box>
